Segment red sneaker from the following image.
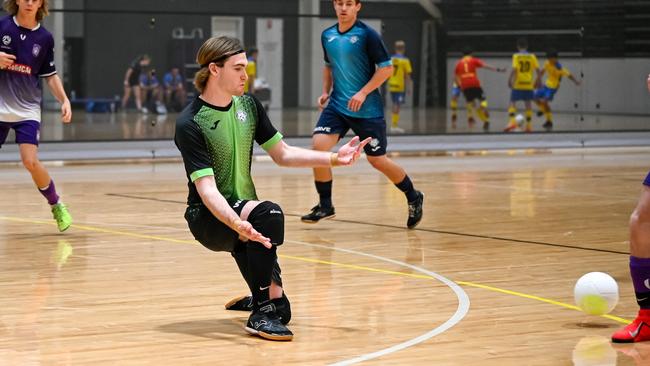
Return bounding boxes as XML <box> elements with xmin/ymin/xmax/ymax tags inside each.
<box><xmin>612</xmin><ymin>310</ymin><xmax>650</xmax><ymax>343</ymax></box>
<box><xmin>503</xmin><ymin>123</ymin><xmax>518</xmax><ymax>132</ymax></box>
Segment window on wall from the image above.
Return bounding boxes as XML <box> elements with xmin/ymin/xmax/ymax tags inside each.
<box><xmin>211</xmin><ymin>16</ymin><xmax>244</xmax><ymax>39</ymax></box>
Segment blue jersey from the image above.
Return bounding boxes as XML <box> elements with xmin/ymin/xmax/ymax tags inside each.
<box><xmin>140</xmin><ymin>74</ymin><xmax>160</xmax><ymax>87</ymax></box>
<box><xmin>0</xmin><ymin>16</ymin><xmax>56</xmax><ymax>123</ymax></box>
<box><xmin>321</xmin><ymin>21</ymin><xmax>392</xmax><ymax>119</ymax></box>
<box><xmin>164</xmin><ymin>72</ymin><xmax>183</xmax><ymax>88</ymax></box>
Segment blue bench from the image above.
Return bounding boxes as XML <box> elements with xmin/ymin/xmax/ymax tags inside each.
<box><xmin>71</xmin><ymin>98</ymin><xmax>120</xmax><ymax>113</ymax></box>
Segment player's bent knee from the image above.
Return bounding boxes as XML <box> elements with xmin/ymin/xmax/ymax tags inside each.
<box><xmin>367</xmin><ymin>155</ymin><xmax>388</xmax><ymax>169</ymax></box>
<box><xmin>21</xmin><ymin>158</ymin><xmax>38</xmax><ymax>172</ymax></box>
<box><xmin>247</xmin><ymin>201</ymin><xmax>285</xmax><ymax>246</ymax></box>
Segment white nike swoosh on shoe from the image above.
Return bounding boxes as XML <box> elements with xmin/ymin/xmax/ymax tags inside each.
<box><xmin>638</xmin><ymin>297</ymin><xmax>649</xmax><ymax>302</ymax></box>
<box><xmin>259</xmin><ymin>286</ymin><xmax>270</xmax><ymax>291</ymax></box>
<box><xmin>630</xmin><ymin>322</ymin><xmax>644</xmax><ymax>338</ymax></box>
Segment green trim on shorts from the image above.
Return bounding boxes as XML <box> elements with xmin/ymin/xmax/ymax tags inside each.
<box><xmin>261</xmin><ymin>132</ymin><xmax>283</xmax><ymax>151</ymax></box>
<box><xmin>190</xmin><ymin>168</ymin><xmax>215</xmax><ymax>182</ymax></box>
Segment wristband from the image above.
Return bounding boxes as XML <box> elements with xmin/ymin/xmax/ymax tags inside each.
<box><xmin>330</xmin><ymin>152</ymin><xmax>339</xmax><ymax>167</ymax></box>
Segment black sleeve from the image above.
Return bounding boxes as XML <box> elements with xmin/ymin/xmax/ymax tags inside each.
<box><xmin>251</xmin><ymin>95</ymin><xmax>281</xmax><ymax>147</ymax></box>
<box><xmin>321</xmin><ymin>32</ymin><xmax>330</xmax><ymax>64</ymax></box>
<box><xmin>366</xmin><ymin>27</ymin><xmax>391</xmax><ymax>66</ymax></box>
<box><xmin>174</xmin><ymin>117</ymin><xmax>213</xmax><ymax>180</ymax></box>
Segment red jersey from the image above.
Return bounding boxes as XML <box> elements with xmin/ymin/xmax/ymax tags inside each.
<box><xmin>454</xmin><ymin>56</ymin><xmax>485</xmax><ymax>90</ymax></box>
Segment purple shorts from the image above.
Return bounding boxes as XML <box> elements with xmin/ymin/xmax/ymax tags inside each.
<box><xmin>0</xmin><ymin>120</ymin><xmax>40</xmax><ymax>147</ymax></box>
<box><xmin>644</xmin><ymin>171</ymin><xmax>650</xmax><ymax>187</ymax></box>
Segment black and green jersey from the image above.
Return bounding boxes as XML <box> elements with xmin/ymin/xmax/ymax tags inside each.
<box><xmin>174</xmin><ymin>95</ymin><xmax>283</xmax><ymax>205</ymax></box>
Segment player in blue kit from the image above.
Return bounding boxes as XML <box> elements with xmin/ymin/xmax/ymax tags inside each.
<box><xmin>0</xmin><ymin>0</ymin><xmax>72</xmax><ymax>231</ymax></box>
<box><xmin>301</xmin><ymin>0</ymin><xmax>424</xmax><ymax>229</ymax></box>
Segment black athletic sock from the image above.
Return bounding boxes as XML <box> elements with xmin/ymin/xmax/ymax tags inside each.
<box><xmin>231</xmin><ymin>240</ymin><xmax>254</xmax><ymax>294</ymax></box>
<box><xmin>247</xmin><ymin>243</ymin><xmax>277</xmax><ymax>310</ymax></box>
<box><xmin>315</xmin><ymin>180</ymin><xmax>333</xmax><ymax>208</ymax></box>
<box><xmin>395</xmin><ymin>175</ymin><xmax>418</xmax><ymax>202</ymax></box>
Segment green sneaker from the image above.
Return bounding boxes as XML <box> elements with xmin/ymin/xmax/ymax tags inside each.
<box><xmin>51</xmin><ymin>203</ymin><xmax>72</xmax><ymax>232</ymax></box>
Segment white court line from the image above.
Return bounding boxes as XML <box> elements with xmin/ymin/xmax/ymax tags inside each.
<box><xmin>288</xmin><ymin>240</ymin><xmax>470</xmax><ymax>366</ymax></box>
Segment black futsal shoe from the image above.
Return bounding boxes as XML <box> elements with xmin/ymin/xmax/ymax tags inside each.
<box><xmin>226</xmin><ymin>293</ymin><xmax>291</xmax><ymax>325</ymax></box>
<box><xmin>407</xmin><ymin>191</ymin><xmax>424</xmax><ymax>229</ymax></box>
<box><xmin>300</xmin><ymin>205</ymin><xmax>335</xmax><ymax>223</ymax></box>
<box><xmin>225</xmin><ymin>295</ymin><xmax>253</xmax><ymax>311</ymax></box>
<box><xmin>245</xmin><ymin>303</ymin><xmax>293</xmax><ymax>341</ymax></box>
<box><xmin>542</xmin><ymin>121</ymin><xmax>553</xmax><ymax>131</ymax></box>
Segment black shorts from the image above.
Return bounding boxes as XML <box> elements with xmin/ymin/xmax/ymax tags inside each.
<box><xmin>128</xmin><ymin>72</ymin><xmax>141</xmax><ymax>87</ymax></box>
<box><xmin>462</xmin><ymin>87</ymin><xmax>486</xmax><ymax>103</ymax></box>
<box><xmin>314</xmin><ymin>106</ymin><xmax>387</xmax><ymax>156</ymax></box>
<box><xmin>184</xmin><ymin>199</ymin><xmax>248</xmax><ymax>252</ymax></box>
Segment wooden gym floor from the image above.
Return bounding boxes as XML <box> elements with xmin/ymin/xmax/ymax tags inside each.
<box><xmin>0</xmin><ymin>149</ymin><xmax>648</xmax><ymax>365</ymax></box>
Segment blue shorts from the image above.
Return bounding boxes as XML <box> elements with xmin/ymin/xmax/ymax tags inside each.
<box><xmin>390</xmin><ymin>92</ymin><xmax>405</xmax><ymax>105</ymax></box>
<box><xmin>314</xmin><ymin>106</ymin><xmax>387</xmax><ymax>156</ymax></box>
<box><xmin>511</xmin><ymin>89</ymin><xmax>535</xmax><ymax>102</ymax></box>
<box><xmin>644</xmin><ymin>171</ymin><xmax>650</xmax><ymax>187</ymax></box>
<box><xmin>0</xmin><ymin>120</ymin><xmax>40</xmax><ymax>147</ymax></box>
<box><xmin>534</xmin><ymin>86</ymin><xmax>558</xmax><ymax>101</ymax></box>
<box><xmin>451</xmin><ymin>86</ymin><xmax>461</xmax><ymax>98</ymax></box>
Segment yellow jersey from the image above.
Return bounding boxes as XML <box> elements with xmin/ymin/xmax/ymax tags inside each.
<box><xmin>511</xmin><ymin>52</ymin><xmax>539</xmax><ymax>90</ymax></box>
<box><xmin>388</xmin><ymin>55</ymin><xmax>412</xmax><ymax>93</ymax></box>
<box><xmin>244</xmin><ymin>59</ymin><xmax>257</xmax><ymax>93</ymax></box>
<box><xmin>543</xmin><ymin>60</ymin><xmax>571</xmax><ymax>89</ymax></box>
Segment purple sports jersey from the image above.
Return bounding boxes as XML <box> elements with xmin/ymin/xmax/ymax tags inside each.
<box><xmin>0</xmin><ymin>16</ymin><xmax>56</xmax><ymax>123</ymax></box>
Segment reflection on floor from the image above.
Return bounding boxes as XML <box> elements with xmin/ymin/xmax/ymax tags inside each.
<box><xmin>32</xmin><ymin>107</ymin><xmax>650</xmax><ymax>142</ymax></box>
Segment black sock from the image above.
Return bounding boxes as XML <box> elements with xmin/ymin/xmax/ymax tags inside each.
<box><xmin>233</xmin><ymin>241</ymin><xmax>283</xmax><ymax>294</ymax></box>
<box><xmin>231</xmin><ymin>241</ymin><xmax>254</xmax><ymax>294</ymax></box>
<box><xmin>395</xmin><ymin>175</ymin><xmax>418</xmax><ymax>202</ymax></box>
<box><xmin>247</xmin><ymin>243</ymin><xmax>277</xmax><ymax>310</ymax></box>
<box><xmin>315</xmin><ymin>180</ymin><xmax>333</xmax><ymax>208</ymax></box>
<box><xmin>637</xmin><ymin>291</ymin><xmax>650</xmax><ymax>309</ymax></box>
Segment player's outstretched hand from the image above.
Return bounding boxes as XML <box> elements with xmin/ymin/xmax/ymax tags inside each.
<box><xmin>0</xmin><ymin>52</ymin><xmax>16</xmax><ymax>69</ymax></box>
<box><xmin>347</xmin><ymin>91</ymin><xmax>368</xmax><ymax>112</ymax></box>
<box><xmin>647</xmin><ymin>74</ymin><xmax>650</xmax><ymax>93</ymax></box>
<box><xmin>61</xmin><ymin>99</ymin><xmax>72</xmax><ymax>123</ymax></box>
<box><xmin>234</xmin><ymin>219</ymin><xmax>272</xmax><ymax>248</ymax></box>
<box><xmin>334</xmin><ymin>136</ymin><xmax>371</xmax><ymax>166</ymax></box>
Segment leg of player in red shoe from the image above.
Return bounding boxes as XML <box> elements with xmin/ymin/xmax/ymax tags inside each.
<box><xmin>612</xmin><ymin>173</ymin><xmax>650</xmax><ymax>343</ymax></box>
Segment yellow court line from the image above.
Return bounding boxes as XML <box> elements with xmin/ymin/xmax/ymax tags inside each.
<box><xmin>0</xmin><ymin>216</ymin><xmax>631</xmax><ymax>325</ymax></box>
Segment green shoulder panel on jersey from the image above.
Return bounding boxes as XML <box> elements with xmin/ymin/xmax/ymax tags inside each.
<box><xmin>192</xmin><ymin>95</ymin><xmax>259</xmax><ymax>201</ymax></box>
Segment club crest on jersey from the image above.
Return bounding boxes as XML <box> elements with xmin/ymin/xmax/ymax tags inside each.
<box><xmin>236</xmin><ymin>110</ymin><xmax>247</xmax><ymax>122</ymax></box>
<box><xmin>2</xmin><ymin>35</ymin><xmax>10</xmax><ymax>46</ymax></box>
<box><xmin>350</xmin><ymin>36</ymin><xmax>359</xmax><ymax>44</ymax></box>
<box><xmin>32</xmin><ymin>44</ymin><xmax>41</xmax><ymax>57</ymax></box>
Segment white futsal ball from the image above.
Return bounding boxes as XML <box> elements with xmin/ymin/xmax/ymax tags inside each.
<box><xmin>514</xmin><ymin>113</ymin><xmax>525</xmax><ymax>126</ymax></box>
<box><xmin>574</xmin><ymin>272</ymin><xmax>619</xmax><ymax>315</ymax></box>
